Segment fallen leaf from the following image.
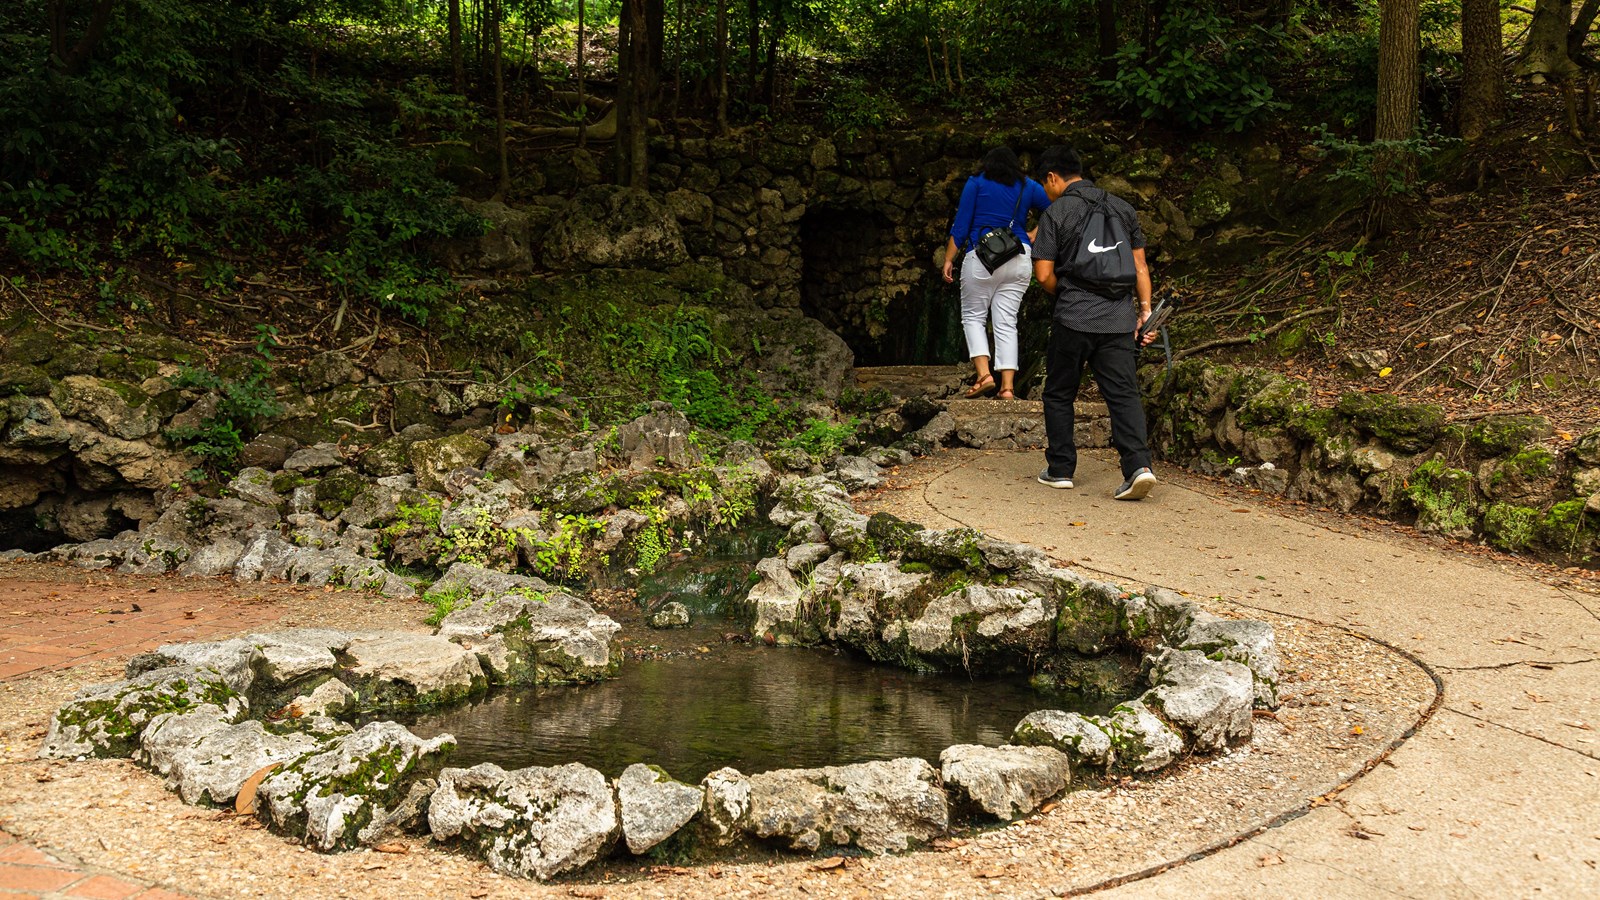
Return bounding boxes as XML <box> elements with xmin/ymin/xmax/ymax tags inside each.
<box><xmin>235</xmin><ymin>762</ymin><xmax>282</xmax><ymax>815</ymax></box>
<box><xmin>975</xmin><ymin>868</ymin><xmax>1008</xmax><ymax>879</ymax></box>
<box><xmin>1378</xmin><ymin>367</ymin><xmax>1393</xmax><ymax>377</ymax></box>
<box><xmin>372</xmin><ymin>842</ymin><xmax>410</xmax><ymax>854</ymax></box>
<box><xmin>1350</xmin><ymin>725</ymin><xmax>1364</xmax><ymax>736</ymax></box>
<box><xmin>811</xmin><ymin>857</ymin><xmax>847</xmax><ymax>871</ymax></box>
<box><xmin>1257</xmin><ymin>852</ymin><xmax>1285</xmax><ymax>867</ymax></box>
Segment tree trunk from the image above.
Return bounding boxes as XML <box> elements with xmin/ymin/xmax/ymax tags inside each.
<box><xmin>48</xmin><ymin>0</ymin><xmax>117</xmax><ymax>75</ymax></box>
<box><xmin>673</xmin><ymin>0</ymin><xmax>684</xmax><ymax>119</ymax></box>
<box><xmin>715</xmin><ymin>0</ymin><xmax>729</xmax><ymax>134</ymax></box>
<box><xmin>747</xmin><ymin>0</ymin><xmax>760</xmax><ymax>108</ymax></box>
<box><xmin>448</xmin><ymin>0</ymin><xmax>464</xmax><ymax>92</ymax></box>
<box><xmin>1373</xmin><ymin>0</ymin><xmax>1421</xmax><ymax>233</ymax></box>
<box><xmin>493</xmin><ymin>0</ymin><xmax>510</xmax><ymax>196</ymax></box>
<box><xmin>577</xmin><ymin>0</ymin><xmax>588</xmax><ymax>147</ymax></box>
<box><xmin>632</xmin><ymin>0</ymin><xmax>655</xmax><ymax>185</ymax></box>
<box><xmin>1096</xmin><ymin>0</ymin><xmax>1118</xmax><ymax>81</ymax></box>
<box><xmin>1459</xmin><ymin>0</ymin><xmax>1505</xmax><ymax>141</ymax></box>
<box><xmin>1518</xmin><ymin>0</ymin><xmax>1578</xmax><ymax>81</ymax></box>
<box><xmin>617</xmin><ymin>0</ymin><xmax>652</xmax><ymax>187</ymax></box>
<box><xmin>762</xmin><ymin>7</ymin><xmax>784</xmax><ymax>108</ymax></box>
<box><xmin>1571</xmin><ymin>0</ymin><xmax>1600</xmax><ymax>62</ymax></box>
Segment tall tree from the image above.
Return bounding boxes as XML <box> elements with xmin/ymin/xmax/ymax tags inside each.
<box><xmin>492</xmin><ymin>0</ymin><xmax>510</xmax><ymax>195</ymax></box>
<box><xmin>48</xmin><ymin>0</ymin><xmax>117</xmax><ymax>75</ymax></box>
<box><xmin>616</xmin><ymin>0</ymin><xmax>654</xmax><ymax>187</ymax></box>
<box><xmin>1459</xmin><ymin>0</ymin><xmax>1504</xmax><ymax>141</ymax></box>
<box><xmin>448</xmin><ymin>0</ymin><xmax>464</xmax><ymax>92</ymax></box>
<box><xmin>1372</xmin><ymin>0</ymin><xmax>1420</xmax><ymax>233</ymax></box>
<box><xmin>1096</xmin><ymin>0</ymin><xmax>1118</xmax><ymax>81</ymax></box>
<box><xmin>715</xmin><ymin>0</ymin><xmax>729</xmax><ymax>134</ymax></box>
<box><xmin>577</xmin><ymin>0</ymin><xmax>588</xmax><ymax>147</ymax></box>
<box><xmin>1518</xmin><ymin>0</ymin><xmax>1579</xmax><ymax>82</ymax></box>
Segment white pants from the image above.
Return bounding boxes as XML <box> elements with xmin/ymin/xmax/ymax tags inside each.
<box><xmin>959</xmin><ymin>244</ymin><xmax>1031</xmax><ymax>371</ymax></box>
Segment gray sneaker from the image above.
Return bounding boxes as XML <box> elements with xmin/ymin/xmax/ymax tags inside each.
<box><xmin>1037</xmin><ymin>468</ymin><xmax>1074</xmax><ymax>489</ymax></box>
<box><xmin>1114</xmin><ymin>467</ymin><xmax>1157</xmax><ymax>501</ymax></box>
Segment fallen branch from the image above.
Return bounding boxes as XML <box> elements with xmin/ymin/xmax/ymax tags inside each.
<box><xmin>1172</xmin><ymin>306</ymin><xmax>1338</xmax><ymax>361</ymax></box>
<box><xmin>1393</xmin><ymin>338</ymin><xmax>1478</xmax><ymax>392</ymax></box>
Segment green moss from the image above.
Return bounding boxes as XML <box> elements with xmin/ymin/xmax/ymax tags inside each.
<box><xmin>1336</xmin><ymin>392</ymin><xmax>1444</xmax><ymax>453</ymax></box>
<box><xmin>900</xmin><ymin>561</ymin><xmax>933</xmax><ymax>574</ymax></box>
<box><xmin>272</xmin><ymin>472</ymin><xmax>311</xmax><ymax>494</ymax></box>
<box><xmin>1468</xmin><ymin>415</ymin><xmax>1552</xmax><ymax>457</ymax></box>
<box><xmin>1234</xmin><ymin>371</ymin><xmax>1309</xmax><ymax>429</ymax></box>
<box><xmin>1406</xmin><ymin>459</ymin><xmax>1480</xmax><ymax>536</ymax></box>
<box><xmin>314</xmin><ymin>469</ymin><xmax>367</xmax><ymax>517</ymax></box>
<box><xmin>1539</xmin><ymin>500</ymin><xmax>1598</xmax><ymax>555</ymax></box>
<box><xmin>1483</xmin><ymin>503</ymin><xmax>1540</xmax><ymax>552</ymax></box>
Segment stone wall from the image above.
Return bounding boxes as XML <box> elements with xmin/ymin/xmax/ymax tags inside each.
<box><xmin>479</xmin><ymin>124</ymin><xmax>1294</xmax><ymax>366</ymax></box>
<box><xmin>1145</xmin><ymin>359</ymin><xmax>1600</xmax><ymax>567</ymax></box>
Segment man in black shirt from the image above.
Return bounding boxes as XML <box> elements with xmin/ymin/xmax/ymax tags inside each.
<box><xmin>1030</xmin><ymin>146</ymin><xmax>1158</xmax><ymax>501</ymax></box>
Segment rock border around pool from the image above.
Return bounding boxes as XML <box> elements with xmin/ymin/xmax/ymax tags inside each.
<box><xmin>37</xmin><ymin>472</ymin><xmax>1280</xmax><ymax>881</ymax></box>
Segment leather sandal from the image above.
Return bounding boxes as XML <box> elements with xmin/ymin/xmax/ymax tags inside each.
<box><xmin>964</xmin><ymin>374</ymin><xmax>996</xmax><ymax>398</ymax></box>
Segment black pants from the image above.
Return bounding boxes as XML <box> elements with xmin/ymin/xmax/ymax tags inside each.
<box><xmin>1042</xmin><ymin>326</ymin><xmax>1152</xmax><ymax>480</ymax></box>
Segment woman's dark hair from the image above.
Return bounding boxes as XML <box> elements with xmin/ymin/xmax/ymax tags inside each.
<box><xmin>978</xmin><ymin>147</ymin><xmax>1024</xmax><ymax>186</ymax></box>
<box><xmin>1033</xmin><ymin>146</ymin><xmax>1084</xmax><ymax>182</ymax></box>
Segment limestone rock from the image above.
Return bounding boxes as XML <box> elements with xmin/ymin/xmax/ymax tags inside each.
<box><xmin>905</xmin><ymin>584</ymin><xmax>1052</xmax><ymax>665</ymax></box>
<box><xmin>743</xmin><ymin>758</ymin><xmax>947</xmax><ymax>853</ymax></box>
<box><xmin>410</xmin><ymin>433</ymin><xmax>491</xmax><ymax>493</ymax></box>
<box><xmin>41</xmin><ymin>666</ymin><xmax>246</xmax><ymax>759</ymax></box>
<box><xmin>164</xmin><ymin>719</ymin><xmax>323</xmax><ymax>806</ymax></box>
<box><xmin>543</xmin><ymin>186</ymin><xmax>688</xmax><ymax>271</ymax></box>
<box><xmin>303</xmin><ymin>351</ymin><xmax>356</xmax><ymax>391</ymax></box>
<box><xmin>701</xmin><ymin>767</ymin><xmax>752</xmax><ymax>846</ymax></box>
<box><xmin>1174</xmin><ymin>612</ymin><xmax>1280</xmax><ymax>708</ymax></box>
<box><xmin>178</xmin><ymin>538</ymin><xmax>245</xmax><ymax>577</ymax></box>
<box><xmin>610</xmin><ymin>403</ymin><xmax>703</xmax><ymax>470</ymax></box>
<box><xmin>939</xmin><ymin>744</ymin><xmax>1071</xmax><ymax>821</ymax></box>
<box><xmin>441</xmin><ymin>198</ymin><xmax>535</xmax><ymax>272</ymax></box>
<box><xmin>428</xmin><ymin>762</ymin><xmax>618</xmax><ymax>880</ymax></box>
<box><xmin>647</xmin><ymin>601</ymin><xmax>691</xmax><ymax>629</ymax></box>
<box><xmin>52</xmin><ymin>375</ymin><xmax>159</xmax><ymax>440</ymax></box>
<box><xmin>340</xmin><ymin>633</ymin><xmax>487</xmax><ymax>706</ymax></box>
<box><xmin>128</xmin><ymin>639</ymin><xmax>258</xmax><ymax>694</ymax></box>
<box><xmin>820</xmin><ymin>562</ymin><xmax>927</xmax><ymax>648</ymax></box>
<box><xmin>748</xmin><ymin>556</ymin><xmax>804</xmax><ymax>645</ymax></box>
<box><xmin>283</xmin><ymin>443</ymin><xmax>344</xmax><ymax>474</ymax></box>
<box><xmin>259</xmin><ymin>721</ymin><xmax>456</xmax><ymax>851</ymax></box>
<box><xmin>436</xmin><ymin>591</ymin><xmax>621</xmax><ymax>685</ymax></box>
<box><xmin>136</xmin><ymin>704</ymin><xmax>239</xmax><ymax>778</ymax></box>
<box><xmin>238</xmin><ymin>434</ymin><xmax>298</xmax><ymax>470</ymax></box>
<box><xmin>616</xmin><ymin>763</ymin><xmax>702</xmax><ymax>854</ymax></box>
<box><xmin>833</xmin><ymin>456</ymin><xmax>883</xmax><ymax>491</ymax></box>
<box><xmin>283</xmin><ymin>677</ymin><xmax>359</xmax><ymax>718</ymax></box>
<box><xmin>785</xmin><ymin>542</ymin><xmax>833</xmax><ymax>573</ymax></box>
<box><xmin>428</xmin><ymin>562</ymin><xmax>555</xmax><ymax>600</ymax></box>
<box><xmin>1103</xmin><ymin>700</ymin><xmax>1185</xmax><ymax>773</ymax></box>
<box><xmin>1011</xmin><ymin>709</ymin><xmax>1114</xmax><ymax>769</ymax></box>
<box><xmin>1145</xmin><ymin>649</ymin><xmax>1254</xmax><ymax>752</ymax></box>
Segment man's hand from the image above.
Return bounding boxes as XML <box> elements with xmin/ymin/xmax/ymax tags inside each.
<box><xmin>1135</xmin><ymin>309</ymin><xmax>1158</xmax><ymax>347</ymax></box>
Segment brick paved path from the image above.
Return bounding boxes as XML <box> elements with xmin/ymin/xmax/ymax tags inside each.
<box><xmin>0</xmin><ymin>579</ymin><xmax>282</xmax><ymax>681</ymax></box>
<box><xmin>0</xmin><ymin>830</ymin><xmax>189</xmax><ymax>900</ymax></box>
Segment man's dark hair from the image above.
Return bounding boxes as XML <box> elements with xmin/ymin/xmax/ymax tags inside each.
<box><xmin>978</xmin><ymin>146</ymin><xmax>1023</xmax><ymax>186</ymax></box>
<box><xmin>1033</xmin><ymin>145</ymin><xmax>1084</xmax><ymax>182</ymax></box>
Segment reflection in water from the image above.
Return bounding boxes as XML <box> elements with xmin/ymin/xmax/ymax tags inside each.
<box><xmin>398</xmin><ymin>635</ymin><xmax>1119</xmax><ymax>782</ymax></box>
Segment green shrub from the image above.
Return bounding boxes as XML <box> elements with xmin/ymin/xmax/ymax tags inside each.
<box><xmin>1100</xmin><ymin>6</ymin><xmax>1286</xmax><ymax>131</ymax></box>
<box><xmin>164</xmin><ymin>362</ymin><xmax>283</xmax><ymax>472</ymax></box>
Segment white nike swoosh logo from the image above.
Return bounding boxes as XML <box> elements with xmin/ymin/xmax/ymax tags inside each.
<box><xmin>1088</xmin><ymin>240</ymin><xmax>1122</xmax><ymax>253</ymax></box>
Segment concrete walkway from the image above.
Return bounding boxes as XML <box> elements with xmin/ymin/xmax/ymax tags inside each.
<box><xmin>908</xmin><ymin>449</ymin><xmax>1600</xmax><ymax>897</ymax></box>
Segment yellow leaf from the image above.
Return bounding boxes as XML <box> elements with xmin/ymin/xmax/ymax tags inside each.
<box><xmin>1378</xmin><ymin>367</ymin><xmax>1392</xmax><ymax>377</ymax></box>
<box><xmin>1351</xmin><ymin>725</ymin><xmax>1365</xmax><ymax>736</ymax></box>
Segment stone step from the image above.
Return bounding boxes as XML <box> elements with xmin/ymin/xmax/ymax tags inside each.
<box><xmin>943</xmin><ymin>399</ymin><xmax>1107</xmax><ymax>419</ymax></box>
<box><xmin>853</xmin><ymin>365</ymin><xmax>968</xmax><ymax>401</ymax></box>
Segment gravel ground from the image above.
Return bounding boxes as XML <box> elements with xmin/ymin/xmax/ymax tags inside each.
<box><xmin>0</xmin><ymin>459</ymin><xmax>1444</xmax><ymax>899</ymax></box>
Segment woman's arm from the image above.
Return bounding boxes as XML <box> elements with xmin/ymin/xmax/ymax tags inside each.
<box><xmin>942</xmin><ymin>236</ymin><xmax>960</xmax><ymax>283</ymax></box>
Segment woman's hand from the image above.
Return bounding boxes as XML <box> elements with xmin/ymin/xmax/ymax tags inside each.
<box><xmin>942</xmin><ymin>256</ymin><xmax>955</xmax><ymax>283</ymax></box>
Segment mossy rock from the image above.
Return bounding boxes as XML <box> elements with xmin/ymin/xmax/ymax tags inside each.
<box><xmin>1538</xmin><ymin>500</ymin><xmax>1600</xmax><ymax>558</ymax></box>
<box><xmin>409</xmin><ymin>432</ymin><xmax>492</xmax><ymax>493</ymax></box>
<box><xmin>315</xmin><ymin>468</ymin><xmax>368</xmax><ymax>517</ymax></box>
<box><xmin>1406</xmin><ymin>459</ymin><xmax>1481</xmax><ymax>538</ymax></box>
<box><xmin>1336</xmin><ymin>392</ymin><xmax>1444</xmax><ymax>453</ymax></box>
<box><xmin>0</xmin><ymin>363</ymin><xmax>52</xmax><ymax>396</ymax></box>
<box><xmin>1484</xmin><ymin>447</ymin><xmax>1559</xmax><ymax>503</ymax></box>
<box><xmin>40</xmin><ymin>666</ymin><xmax>245</xmax><ymax>760</ymax></box>
<box><xmin>866</xmin><ymin>512</ymin><xmax>925</xmax><ymax>553</ymax></box>
<box><xmin>1483</xmin><ymin>503</ymin><xmax>1541</xmax><ymax>552</ymax></box>
<box><xmin>42</xmin><ymin>343</ymin><xmax>102</xmax><ymax>378</ymax></box>
<box><xmin>98</xmin><ymin>352</ymin><xmax>161</xmax><ymax>383</ymax></box>
<box><xmin>1468</xmin><ymin>415</ymin><xmax>1553</xmax><ymax>457</ymax></box>
<box><xmin>1574</xmin><ymin>428</ymin><xmax>1600</xmax><ymax>467</ymax></box>
<box><xmin>5</xmin><ymin>330</ymin><xmax>58</xmax><ymax>365</ymax></box>
<box><xmin>1234</xmin><ymin>371</ymin><xmax>1309</xmax><ymax>429</ymax></box>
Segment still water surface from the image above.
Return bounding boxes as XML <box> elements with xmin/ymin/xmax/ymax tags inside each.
<box><xmin>396</xmin><ymin>628</ymin><xmax>1112</xmax><ymax>782</ymax></box>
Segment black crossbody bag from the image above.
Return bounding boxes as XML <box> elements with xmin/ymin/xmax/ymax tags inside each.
<box><xmin>972</xmin><ymin>185</ymin><xmax>1025</xmax><ymax>274</ymax></box>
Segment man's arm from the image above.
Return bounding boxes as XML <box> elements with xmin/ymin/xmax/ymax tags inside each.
<box><xmin>1034</xmin><ymin>256</ymin><xmax>1057</xmax><ymax>295</ymax></box>
<box><xmin>1133</xmin><ymin>247</ymin><xmax>1155</xmax><ymax>346</ymax></box>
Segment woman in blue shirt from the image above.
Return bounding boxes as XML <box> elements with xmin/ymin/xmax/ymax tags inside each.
<box><xmin>941</xmin><ymin>147</ymin><xmax>1052</xmax><ymax>399</ymax></box>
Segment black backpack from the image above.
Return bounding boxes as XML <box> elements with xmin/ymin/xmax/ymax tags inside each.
<box><xmin>1065</xmin><ymin>188</ymin><xmax>1138</xmax><ymax>300</ymax></box>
